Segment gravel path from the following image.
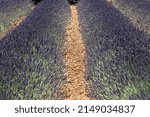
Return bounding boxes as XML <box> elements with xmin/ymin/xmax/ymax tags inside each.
<box><xmin>62</xmin><ymin>6</ymin><xmax>90</xmax><ymax>100</ymax></box>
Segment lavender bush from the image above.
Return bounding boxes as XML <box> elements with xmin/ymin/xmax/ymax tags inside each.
<box><xmin>0</xmin><ymin>0</ymin><xmax>34</xmax><ymax>36</ymax></box>
<box><xmin>112</xmin><ymin>0</ymin><xmax>150</xmax><ymax>36</ymax></box>
<box><xmin>77</xmin><ymin>0</ymin><xmax>150</xmax><ymax>99</ymax></box>
<box><xmin>0</xmin><ymin>0</ymin><xmax>70</xmax><ymax>99</ymax></box>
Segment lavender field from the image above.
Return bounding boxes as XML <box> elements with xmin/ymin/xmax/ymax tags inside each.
<box><xmin>0</xmin><ymin>0</ymin><xmax>70</xmax><ymax>99</ymax></box>
<box><xmin>0</xmin><ymin>0</ymin><xmax>34</xmax><ymax>37</ymax></box>
<box><xmin>0</xmin><ymin>0</ymin><xmax>150</xmax><ymax>100</ymax></box>
<box><xmin>77</xmin><ymin>0</ymin><xmax>150</xmax><ymax>99</ymax></box>
<box><xmin>112</xmin><ymin>0</ymin><xmax>150</xmax><ymax>36</ymax></box>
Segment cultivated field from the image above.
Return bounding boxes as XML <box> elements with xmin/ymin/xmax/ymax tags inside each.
<box><xmin>0</xmin><ymin>0</ymin><xmax>150</xmax><ymax>100</ymax></box>
<box><xmin>0</xmin><ymin>0</ymin><xmax>34</xmax><ymax>38</ymax></box>
<box><xmin>77</xmin><ymin>0</ymin><xmax>150</xmax><ymax>99</ymax></box>
<box><xmin>0</xmin><ymin>0</ymin><xmax>70</xmax><ymax>99</ymax></box>
<box><xmin>112</xmin><ymin>0</ymin><xmax>150</xmax><ymax>36</ymax></box>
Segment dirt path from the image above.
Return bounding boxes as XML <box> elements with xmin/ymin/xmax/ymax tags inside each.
<box><xmin>62</xmin><ymin>5</ymin><xmax>90</xmax><ymax>100</ymax></box>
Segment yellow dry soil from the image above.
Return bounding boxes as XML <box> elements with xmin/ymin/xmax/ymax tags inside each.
<box><xmin>62</xmin><ymin>6</ymin><xmax>90</xmax><ymax>100</ymax></box>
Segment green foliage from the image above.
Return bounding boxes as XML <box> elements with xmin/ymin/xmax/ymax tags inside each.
<box><xmin>0</xmin><ymin>25</ymin><xmax>5</xmax><ymax>32</ymax></box>
<box><xmin>121</xmin><ymin>80</ymin><xmax>150</xmax><ymax>99</ymax></box>
<box><xmin>121</xmin><ymin>84</ymin><xmax>140</xmax><ymax>99</ymax></box>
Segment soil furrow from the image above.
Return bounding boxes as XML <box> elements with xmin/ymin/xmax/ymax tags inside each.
<box><xmin>63</xmin><ymin>5</ymin><xmax>89</xmax><ymax>100</ymax></box>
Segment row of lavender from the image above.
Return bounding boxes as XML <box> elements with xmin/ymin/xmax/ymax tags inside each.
<box><xmin>77</xmin><ymin>0</ymin><xmax>150</xmax><ymax>99</ymax></box>
<box><xmin>112</xmin><ymin>0</ymin><xmax>150</xmax><ymax>36</ymax></box>
<box><xmin>0</xmin><ymin>0</ymin><xmax>71</xmax><ymax>99</ymax></box>
<box><xmin>0</xmin><ymin>0</ymin><xmax>34</xmax><ymax>36</ymax></box>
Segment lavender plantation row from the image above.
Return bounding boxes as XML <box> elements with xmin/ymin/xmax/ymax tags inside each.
<box><xmin>112</xmin><ymin>0</ymin><xmax>150</xmax><ymax>36</ymax></box>
<box><xmin>77</xmin><ymin>0</ymin><xmax>150</xmax><ymax>99</ymax></box>
<box><xmin>0</xmin><ymin>0</ymin><xmax>71</xmax><ymax>99</ymax></box>
<box><xmin>0</xmin><ymin>0</ymin><xmax>34</xmax><ymax>37</ymax></box>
